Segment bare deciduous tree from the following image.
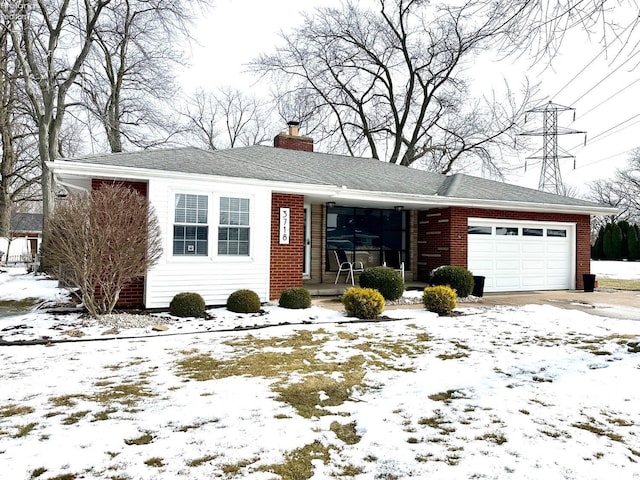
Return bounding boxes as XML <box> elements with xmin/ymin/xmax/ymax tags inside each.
<box><xmin>3</xmin><ymin>0</ymin><xmax>112</xmax><ymax>230</ymax></box>
<box><xmin>183</xmin><ymin>87</ymin><xmax>273</xmax><ymax>150</ymax></box>
<box><xmin>0</xmin><ymin>17</ymin><xmax>40</xmax><ymax>237</ymax></box>
<box><xmin>44</xmin><ymin>185</ymin><xmax>163</xmax><ymax>316</ymax></box>
<box><xmin>490</xmin><ymin>0</ymin><xmax>640</xmax><ymax>63</ymax></box>
<box><xmin>588</xmin><ymin>149</ymin><xmax>640</xmax><ymax>227</ymax></box>
<box><xmin>251</xmin><ymin>0</ymin><xmax>535</xmax><ymax>176</ymax></box>
<box><xmin>80</xmin><ymin>0</ymin><xmax>203</xmax><ymax>152</ymax></box>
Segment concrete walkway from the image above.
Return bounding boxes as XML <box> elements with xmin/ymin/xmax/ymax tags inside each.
<box><xmin>313</xmin><ymin>289</ymin><xmax>640</xmax><ymax>320</ymax></box>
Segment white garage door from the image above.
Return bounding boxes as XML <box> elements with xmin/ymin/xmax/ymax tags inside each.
<box><xmin>467</xmin><ymin>218</ymin><xmax>575</xmax><ymax>292</ymax></box>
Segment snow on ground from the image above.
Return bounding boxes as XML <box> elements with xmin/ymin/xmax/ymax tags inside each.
<box><xmin>592</xmin><ymin>260</ymin><xmax>640</xmax><ymax>280</ymax></box>
<box><xmin>1</xmin><ymin>264</ymin><xmax>639</xmax><ymax>480</ymax></box>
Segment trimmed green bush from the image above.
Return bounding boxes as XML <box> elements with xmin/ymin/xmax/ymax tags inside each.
<box><xmin>341</xmin><ymin>287</ymin><xmax>385</xmax><ymax>319</ymax></box>
<box><xmin>169</xmin><ymin>292</ymin><xmax>206</xmax><ymax>318</ymax></box>
<box><xmin>358</xmin><ymin>266</ymin><xmax>404</xmax><ymax>301</ymax></box>
<box><xmin>279</xmin><ymin>287</ymin><xmax>312</xmax><ymax>309</ymax></box>
<box><xmin>430</xmin><ymin>265</ymin><xmax>474</xmax><ymax>298</ymax></box>
<box><xmin>423</xmin><ymin>285</ymin><xmax>457</xmax><ymax>315</ymax></box>
<box><xmin>227</xmin><ymin>289</ymin><xmax>261</xmax><ymax>313</ymax></box>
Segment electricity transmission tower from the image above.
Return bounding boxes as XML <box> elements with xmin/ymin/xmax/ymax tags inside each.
<box><xmin>519</xmin><ymin>101</ymin><xmax>586</xmax><ymax>195</ymax></box>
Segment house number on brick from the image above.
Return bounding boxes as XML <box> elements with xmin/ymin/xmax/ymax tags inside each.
<box><xmin>279</xmin><ymin>207</ymin><xmax>290</xmax><ymax>244</ymax></box>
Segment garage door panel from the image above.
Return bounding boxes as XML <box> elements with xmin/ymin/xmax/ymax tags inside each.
<box><xmin>468</xmin><ymin>219</ymin><xmax>574</xmax><ymax>293</ymax></box>
<box><xmin>521</xmin><ymin>260</ymin><xmax>546</xmax><ymax>271</ymax></box>
<box><xmin>522</xmin><ymin>243</ymin><xmax>546</xmax><ymax>255</ymax></box>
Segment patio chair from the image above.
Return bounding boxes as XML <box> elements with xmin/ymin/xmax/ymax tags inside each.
<box><xmin>383</xmin><ymin>250</ymin><xmax>405</xmax><ymax>281</ymax></box>
<box><xmin>334</xmin><ymin>249</ymin><xmax>364</xmax><ymax>285</ymax></box>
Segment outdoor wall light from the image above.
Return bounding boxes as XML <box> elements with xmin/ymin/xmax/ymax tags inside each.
<box><xmin>394</xmin><ymin>205</ymin><xmax>404</xmax><ymax>211</ymax></box>
<box><xmin>327</xmin><ymin>201</ymin><xmax>336</xmax><ymax>208</ymax></box>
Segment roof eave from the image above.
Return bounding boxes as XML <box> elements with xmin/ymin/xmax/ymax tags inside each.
<box><xmin>48</xmin><ymin>161</ymin><xmax>616</xmax><ymax>216</ymax></box>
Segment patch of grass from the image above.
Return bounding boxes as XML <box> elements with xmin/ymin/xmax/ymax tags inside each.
<box><xmin>30</xmin><ymin>467</ymin><xmax>47</xmax><ymax>478</ymax></box>
<box><xmin>124</xmin><ymin>432</ymin><xmax>154</xmax><ymax>445</ymax></box>
<box><xmin>175</xmin><ymin>353</ymin><xmax>222</xmax><ymax>381</ymax></box>
<box><xmin>572</xmin><ymin>422</ymin><xmax>623</xmax><ymax>442</ymax></box>
<box><xmin>258</xmin><ymin>441</ymin><xmax>333</xmax><ymax>480</ymax></box>
<box><xmin>47</xmin><ymin>474</ymin><xmax>77</xmax><ymax>480</ymax></box>
<box><xmin>91</xmin><ymin>381</ymin><xmax>154</xmax><ymax>407</ymax></box>
<box><xmin>0</xmin><ymin>298</ymin><xmax>40</xmax><ymax>309</ymax></box>
<box><xmin>333</xmin><ymin>464</ymin><xmax>364</xmax><ymax>476</ymax></box>
<box><xmin>62</xmin><ymin>410</ymin><xmax>91</xmax><ymax>425</ymax></box>
<box><xmin>13</xmin><ymin>422</ymin><xmax>37</xmax><ymax>438</ymax></box>
<box><xmin>220</xmin><ymin>457</ymin><xmax>259</xmax><ymax>476</ymax></box>
<box><xmin>407</xmin><ymin>437</ymin><xmax>419</xmax><ymax>444</ymax></box>
<box><xmin>330</xmin><ymin>421</ymin><xmax>362</xmax><ymax>445</ymax></box>
<box><xmin>144</xmin><ymin>457</ymin><xmax>164</xmax><ymax>467</ymax></box>
<box><xmin>475</xmin><ymin>432</ymin><xmax>507</xmax><ymax>445</ymax></box>
<box><xmin>275</xmin><ymin>365</ymin><xmax>364</xmax><ymax>418</ymax></box>
<box><xmin>174</xmin><ymin>419</ymin><xmax>218</xmax><ymax>432</ymax></box>
<box><xmin>186</xmin><ymin>454</ymin><xmax>218</xmax><ymax>467</ymax></box>
<box><xmin>49</xmin><ymin>395</ymin><xmax>83</xmax><ymax>408</ymax></box>
<box><xmin>92</xmin><ymin>408</ymin><xmax>118</xmax><ymax>422</ymax></box>
<box><xmin>0</xmin><ymin>403</ymin><xmax>34</xmax><ymax>417</ymax></box>
<box><xmin>417</xmin><ymin>413</ymin><xmax>456</xmax><ymax>435</ymax></box>
<box><xmin>274</xmin><ymin>413</ymin><xmax>291</xmax><ymax>419</ymax></box>
<box><xmin>597</xmin><ymin>277</ymin><xmax>640</xmax><ymax>290</ymax></box>
<box><xmin>363</xmin><ymin>454</ymin><xmax>378</xmax><ymax>462</ymax></box>
<box><xmin>436</xmin><ymin>352</ymin><xmax>469</xmax><ymax>360</ymax></box>
<box><xmin>607</xmin><ymin>417</ymin><xmax>634</xmax><ymax>427</ymax></box>
<box><xmin>428</xmin><ymin>389</ymin><xmax>466</xmax><ymax>404</ymax></box>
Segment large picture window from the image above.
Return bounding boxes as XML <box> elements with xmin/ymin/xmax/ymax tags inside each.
<box><xmin>218</xmin><ymin>197</ymin><xmax>250</xmax><ymax>255</ymax></box>
<box><xmin>326</xmin><ymin>206</ymin><xmax>408</xmax><ymax>271</ymax></box>
<box><xmin>173</xmin><ymin>194</ymin><xmax>208</xmax><ymax>255</ymax></box>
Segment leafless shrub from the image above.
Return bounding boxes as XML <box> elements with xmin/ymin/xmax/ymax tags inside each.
<box><xmin>44</xmin><ymin>185</ymin><xmax>162</xmax><ymax>316</ymax></box>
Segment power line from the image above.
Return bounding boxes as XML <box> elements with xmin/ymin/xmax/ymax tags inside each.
<box><xmin>550</xmin><ymin>17</ymin><xmax>637</xmax><ymax>101</ymax></box>
<box><xmin>568</xmin><ymin>49</ymin><xmax>640</xmax><ymax>106</ymax></box>
<box><xmin>574</xmin><ymin>78</ymin><xmax>640</xmax><ymax>121</ymax></box>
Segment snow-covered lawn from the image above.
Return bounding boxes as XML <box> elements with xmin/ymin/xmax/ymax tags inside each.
<box><xmin>1</xmin><ymin>263</ymin><xmax>639</xmax><ymax>480</ymax></box>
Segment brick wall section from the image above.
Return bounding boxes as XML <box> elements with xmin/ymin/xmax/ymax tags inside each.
<box><xmin>273</xmin><ymin>133</ymin><xmax>314</xmax><ymax>152</ymax></box>
<box><xmin>417</xmin><ymin>207</ymin><xmax>591</xmax><ymax>289</ymax></box>
<box><xmin>270</xmin><ymin>193</ymin><xmax>305</xmax><ymax>300</ymax></box>
<box><xmin>91</xmin><ymin>179</ymin><xmax>148</xmax><ymax>308</ymax></box>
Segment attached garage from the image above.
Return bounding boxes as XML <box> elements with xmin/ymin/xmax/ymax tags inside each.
<box><xmin>467</xmin><ymin>218</ymin><xmax>575</xmax><ymax>292</ymax></box>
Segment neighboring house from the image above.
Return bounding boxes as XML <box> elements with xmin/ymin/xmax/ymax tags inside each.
<box><xmin>48</xmin><ymin>123</ymin><xmax>615</xmax><ymax>308</ymax></box>
<box><xmin>0</xmin><ymin>213</ymin><xmax>43</xmax><ymax>263</ymax></box>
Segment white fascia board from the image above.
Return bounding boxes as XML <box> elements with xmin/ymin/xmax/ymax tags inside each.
<box><xmin>327</xmin><ymin>189</ymin><xmax>618</xmax><ymax>216</ymax></box>
<box><xmin>46</xmin><ymin>161</ymin><xmax>340</xmax><ymax>197</ymax></box>
<box><xmin>47</xmin><ymin>161</ymin><xmax>617</xmax><ymax>216</ymax></box>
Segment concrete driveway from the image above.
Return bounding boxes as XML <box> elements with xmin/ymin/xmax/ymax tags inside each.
<box><xmin>469</xmin><ymin>289</ymin><xmax>640</xmax><ymax>320</ymax></box>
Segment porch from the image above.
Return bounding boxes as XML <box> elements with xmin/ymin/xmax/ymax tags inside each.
<box><xmin>303</xmin><ymin>277</ymin><xmax>428</xmax><ymax>297</ymax></box>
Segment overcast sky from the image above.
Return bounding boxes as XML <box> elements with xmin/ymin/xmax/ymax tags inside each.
<box><xmin>178</xmin><ymin>0</ymin><xmax>640</xmax><ymax>193</ymax></box>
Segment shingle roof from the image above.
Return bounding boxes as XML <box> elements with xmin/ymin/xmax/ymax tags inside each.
<box><xmin>63</xmin><ymin>145</ymin><xmax>604</xmax><ymax>209</ymax></box>
<box><xmin>11</xmin><ymin>213</ymin><xmax>43</xmax><ymax>233</ymax></box>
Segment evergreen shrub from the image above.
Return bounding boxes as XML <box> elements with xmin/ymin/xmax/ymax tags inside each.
<box><xmin>169</xmin><ymin>292</ymin><xmax>206</xmax><ymax>318</ymax></box>
<box><xmin>341</xmin><ymin>287</ymin><xmax>385</xmax><ymax>319</ymax></box>
<box><xmin>358</xmin><ymin>266</ymin><xmax>404</xmax><ymax>301</ymax></box>
<box><xmin>227</xmin><ymin>289</ymin><xmax>261</xmax><ymax>313</ymax></box>
<box><xmin>279</xmin><ymin>288</ymin><xmax>312</xmax><ymax>309</ymax></box>
<box><xmin>423</xmin><ymin>285</ymin><xmax>457</xmax><ymax>316</ymax></box>
<box><xmin>430</xmin><ymin>266</ymin><xmax>474</xmax><ymax>298</ymax></box>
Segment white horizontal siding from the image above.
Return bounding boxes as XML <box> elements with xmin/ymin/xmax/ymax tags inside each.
<box><xmin>144</xmin><ymin>177</ymin><xmax>272</xmax><ymax>308</ymax></box>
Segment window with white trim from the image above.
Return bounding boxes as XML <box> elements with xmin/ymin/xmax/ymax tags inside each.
<box><xmin>218</xmin><ymin>197</ymin><xmax>250</xmax><ymax>255</ymax></box>
<box><xmin>173</xmin><ymin>194</ymin><xmax>208</xmax><ymax>255</ymax></box>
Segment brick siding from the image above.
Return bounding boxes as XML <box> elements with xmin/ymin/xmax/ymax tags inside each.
<box><xmin>91</xmin><ymin>179</ymin><xmax>148</xmax><ymax>308</ymax></box>
<box><xmin>270</xmin><ymin>193</ymin><xmax>305</xmax><ymax>299</ymax></box>
<box><xmin>417</xmin><ymin>207</ymin><xmax>591</xmax><ymax>289</ymax></box>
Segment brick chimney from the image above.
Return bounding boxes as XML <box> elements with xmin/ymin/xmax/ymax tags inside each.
<box><xmin>273</xmin><ymin>121</ymin><xmax>314</xmax><ymax>152</ymax></box>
